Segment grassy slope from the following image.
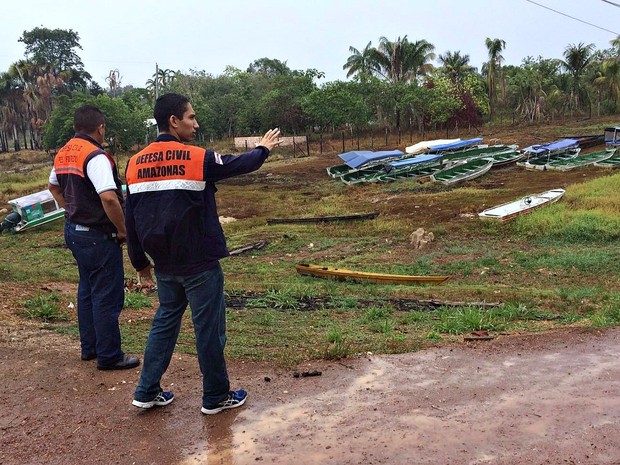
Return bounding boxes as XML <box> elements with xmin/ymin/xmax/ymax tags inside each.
<box><xmin>2</xmin><ymin>117</ymin><xmax>620</xmax><ymax>365</ymax></box>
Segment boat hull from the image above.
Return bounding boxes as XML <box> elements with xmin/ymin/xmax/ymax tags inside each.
<box><xmin>2</xmin><ymin>189</ymin><xmax>65</xmax><ymax>234</ymax></box>
<box><xmin>478</xmin><ymin>188</ymin><xmax>565</xmax><ymax>221</ymax></box>
<box><xmin>267</xmin><ymin>212</ymin><xmax>379</xmax><ymax>225</ymax></box>
<box><xmin>431</xmin><ymin>158</ymin><xmax>493</xmax><ymax>185</ymax></box>
<box><xmin>546</xmin><ymin>149</ymin><xmax>615</xmax><ymax>171</ymax></box>
<box><xmin>295</xmin><ymin>264</ymin><xmax>450</xmax><ymax>285</ymax></box>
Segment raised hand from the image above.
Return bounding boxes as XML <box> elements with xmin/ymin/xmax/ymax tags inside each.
<box><xmin>257</xmin><ymin>128</ymin><xmax>282</xmax><ymax>151</ymax></box>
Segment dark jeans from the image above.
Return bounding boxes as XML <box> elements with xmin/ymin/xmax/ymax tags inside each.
<box><xmin>133</xmin><ymin>264</ymin><xmax>230</xmax><ymax>407</ymax></box>
<box><xmin>64</xmin><ymin>221</ymin><xmax>124</xmax><ymax>365</ymax></box>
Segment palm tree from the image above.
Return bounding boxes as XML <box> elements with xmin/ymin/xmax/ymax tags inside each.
<box><xmin>145</xmin><ymin>67</ymin><xmax>177</xmax><ymax>98</ymax></box>
<box><xmin>595</xmin><ymin>58</ymin><xmax>620</xmax><ymax>112</ymax></box>
<box><xmin>374</xmin><ymin>36</ymin><xmax>435</xmax><ymax>83</ymax></box>
<box><xmin>0</xmin><ymin>70</ymin><xmax>26</xmax><ymax>151</ymax></box>
<box><xmin>105</xmin><ymin>69</ymin><xmax>122</xmax><ymax>97</ymax></box>
<box><xmin>561</xmin><ymin>42</ymin><xmax>595</xmax><ymax>114</ymax></box>
<box><xmin>485</xmin><ymin>37</ymin><xmax>506</xmax><ymax>118</ymax></box>
<box><xmin>343</xmin><ymin>41</ymin><xmax>380</xmax><ymax>78</ymax></box>
<box><xmin>438</xmin><ymin>50</ymin><xmax>475</xmax><ymax>85</ymax></box>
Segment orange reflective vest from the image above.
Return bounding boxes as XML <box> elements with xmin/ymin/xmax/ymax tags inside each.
<box><xmin>125</xmin><ymin>141</ymin><xmax>207</xmax><ymax>192</ymax></box>
<box><xmin>54</xmin><ymin>135</ymin><xmax>123</xmax><ymax>233</ymax></box>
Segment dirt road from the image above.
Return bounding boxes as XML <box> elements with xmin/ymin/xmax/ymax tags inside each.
<box><xmin>2</xmin><ymin>324</ymin><xmax>620</xmax><ymax>465</ymax></box>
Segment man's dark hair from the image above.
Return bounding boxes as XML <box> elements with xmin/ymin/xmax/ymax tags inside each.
<box><xmin>74</xmin><ymin>105</ymin><xmax>105</xmax><ymax>133</ymax></box>
<box><xmin>154</xmin><ymin>93</ymin><xmax>190</xmax><ymax>132</ymax></box>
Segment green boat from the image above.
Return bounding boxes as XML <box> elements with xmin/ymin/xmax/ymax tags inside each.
<box><xmin>486</xmin><ymin>148</ymin><xmax>525</xmax><ymax>166</ymax></box>
<box><xmin>431</xmin><ymin>158</ymin><xmax>494</xmax><ymax>185</ymax></box>
<box><xmin>326</xmin><ymin>164</ymin><xmax>352</xmax><ymax>178</ymax></box>
<box><xmin>376</xmin><ymin>161</ymin><xmax>444</xmax><ymax>183</ymax></box>
<box><xmin>519</xmin><ymin>148</ymin><xmax>581</xmax><ymax>170</ymax></box>
<box><xmin>0</xmin><ymin>189</ymin><xmax>65</xmax><ymax>234</ymax></box>
<box><xmin>339</xmin><ymin>165</ymin><xmax>387</xmax><ymax>184</ymax></box>
<box><xmin>546</xmin><ymin>149</ymin><xmax>616</xmax><ymax>171</ymax></box>
<box><xmin>442</xmin><ymin>144</ymin><xmax>518</xmax><ymax>162</ymax></box>
<box><xmin>594</xmin><ymin>150</ymin><xmax>620</xmax><ymax>168</ymax></box>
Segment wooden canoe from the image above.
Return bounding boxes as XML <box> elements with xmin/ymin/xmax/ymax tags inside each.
<box><xmin>267</xmin><ymin>212</ymin><xmax>379</xmax><ymax>225</ymax></box>
<box><xmin>295</xmin><ymin>263</ymin><xmax>450</xmax><ymax>285</ymax></box>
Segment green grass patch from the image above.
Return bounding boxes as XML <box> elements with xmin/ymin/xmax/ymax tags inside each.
<box><xmin>5</xmin><ymin>144</ymin><xmax>620</xmax><ymax>366</ymax></box>
<box><xmin>22</xmin><ymin>292</ymin><xmax>67</xmax><ymax>322</ymax></box>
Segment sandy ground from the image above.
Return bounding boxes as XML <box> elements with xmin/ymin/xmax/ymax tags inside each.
<box><xmin>2</xmin><ymin>324</ymin><xmax>620</xmax><ymax>465</ymax></box>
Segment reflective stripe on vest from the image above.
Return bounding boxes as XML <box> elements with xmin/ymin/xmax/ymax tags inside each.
<box><xmin>54</xmin><ymin>138</ymin><xmax>107</xmax><ymax>176</ymax></box>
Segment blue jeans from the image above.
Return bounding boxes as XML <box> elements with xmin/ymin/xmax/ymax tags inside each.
<box><xmin>64</xmin><ymin>221</ymin><xmax>125</xmax><ymax>365</ymax></box>
<box><xmin>134</xmin><ymin>264</ymin><xmax>230</xmax><ymax>407</ymax></box>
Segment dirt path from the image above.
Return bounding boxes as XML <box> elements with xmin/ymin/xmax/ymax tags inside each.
<box><xmin>2</xmin><ymin>326</ymin><xmax>620</xmax><ymax>465</ymax></box>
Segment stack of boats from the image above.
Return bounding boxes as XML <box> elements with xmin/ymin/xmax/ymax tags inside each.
<box><xmin>326</xmin><ymin>131</ymin><xmax>620</xmax><ymax>186</ymax></box>
<box><xmin>327</xmin><ymin>138</ymin><xmax>523</xmax><ymax>185</ymax></box>
<box><xmin>516</xmin><ymin>138</ymin><xmax>617</xmax><ymax>171</ymax></box>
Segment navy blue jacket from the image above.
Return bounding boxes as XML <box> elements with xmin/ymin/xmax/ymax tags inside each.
<box><xmin>125</xmin><ymin>134</ymin><xmax>269</xmax><ymax>275</ymax></box>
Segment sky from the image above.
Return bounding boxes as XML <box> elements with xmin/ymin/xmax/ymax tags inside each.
<box><xmin>1</xmin><ymin>0</ymin><xmax>619</xmax><ymax>89</ymax></box>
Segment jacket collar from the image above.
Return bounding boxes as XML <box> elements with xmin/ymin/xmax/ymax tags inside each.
<box><xmin>74</xmin><ymin>133</ymin><xmax>104</xmax><ymax>149</ymax></box>
<box><xmin>156</xmin><ymin>134</ymin><xmax>181</xmax><ymax>143</ymax></box>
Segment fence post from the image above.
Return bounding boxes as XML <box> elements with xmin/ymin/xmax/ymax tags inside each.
<box><xmin>342</xmin><ymin>131</ymin><xmax>345</xmax><ymax>153</ymax></box>
<box><xmin>385</xmin><ymin>127</ymin><xmax>388</xmax><ymax>146</ymax></box>
<box><xmin>244</xmin><ymin>140</ymin><xmax>248</xmax><ymax>150</ymax></box>
<box><xmin>320</xmin><ymin>133</ymin><xmax>323</xmax><ymax>154</ymax></box>
<box><xmin>306</xmin><ymin>135</ymin><xmax>310</xmax><ymax>156</ymax></box>
<box><xmin>371</xmin><ymin>131</ymin><xmax>374</xmax><ymax>149</ymax></box>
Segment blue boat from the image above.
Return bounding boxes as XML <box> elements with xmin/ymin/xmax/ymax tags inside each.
<box><xmin>385</xmin><ymin>154</ymin><xmax>443</xmax><ymax>170</ymax></box>
<box><xmin>522</xmin><ymin>139</ymin><xmax>578</xmax><ymax>155</ymax></box>
<box><xmin>338</xmin><ymin>150</ymin><xmax>404</xmax><ymax>169</ymax></box>
<box><xmin>428</xmin><ymin>138</ymin><xmax>484</xmax><ymax>153</ymax></box>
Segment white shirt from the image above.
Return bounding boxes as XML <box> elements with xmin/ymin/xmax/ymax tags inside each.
<box><xmin>49</xmin><ymin>154</ymin><xmax>117</xmax><ymax>194</ymax></box>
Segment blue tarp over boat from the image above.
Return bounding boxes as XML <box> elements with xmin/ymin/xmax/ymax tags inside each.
<box><xmin>523</xmin><ymin>139</ymin><xmax>578</xmax><ymax>154</ymax></box>
<box><xmin>338</xmin><ymin>150</ymin><xmax>404</xmax><ymax>169</ymax></box>
<box><xmin>428</xmin><ymin>138</ymin><xmax>484</xmax><ymax>153</ymax></box>
<box><xmin>386</xmin><ymin>154</ymin><xmax>443</xmax><ymax>169</ymax></box>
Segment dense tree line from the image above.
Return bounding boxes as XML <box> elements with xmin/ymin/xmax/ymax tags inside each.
<box><xmin>1</xmin><ymin>28</ymin><xmax>620</xmax><ymax>152</ymax></box>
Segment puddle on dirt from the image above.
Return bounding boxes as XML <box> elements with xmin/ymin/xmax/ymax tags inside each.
<box><xmin>170</xmin><ymin>331</ymin><xmax>620</xmax><ymax>464</ymax></box>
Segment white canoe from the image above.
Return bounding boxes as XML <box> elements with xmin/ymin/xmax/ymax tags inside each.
<box><xmin>405</xmin><ymin>138</ymin><xmax>460</xmax><ymax>155</ymax></box>
<box><xmin>478</xmin><ymin>188</ymin><xmax>565</xmax><ymax>221</ymax></box>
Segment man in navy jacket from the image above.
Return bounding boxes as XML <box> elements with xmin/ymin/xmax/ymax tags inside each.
<box><xmin>125</xmin><ymin>93</ymin><xmax>280</xmax><ymax>414</ymax></box>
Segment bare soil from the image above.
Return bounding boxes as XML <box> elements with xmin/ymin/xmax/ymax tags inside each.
<box><xmin>3</xmin><ymin>122</ymin><xmax>620</xmax><ymax>464</ymax></box>
<box><xmin>2</xmin><ymin>317</ymin><xmax>620</xmax><ymax>464</ymax></box>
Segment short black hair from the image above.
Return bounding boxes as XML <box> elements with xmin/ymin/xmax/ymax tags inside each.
<box><xmin>73</xmin><ymin>105</ymin><xmax>105</xmax><ymax>134</ymax></box>
<box><xmin>154</xmin><ymin>93</ymin><xmax>190</xmax><ymax>132</ymax></box>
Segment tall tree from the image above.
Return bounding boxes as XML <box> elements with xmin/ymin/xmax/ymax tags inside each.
<box><xmin>18</xmin><ymin>27</ymin><xmax>91</xmax><ymax>89</ymax></box>
<box><xmin>145</xmin><ymin>67</ymin><xmax>176</xmax><ymax>98</ymax></box>
<box><xmin>374</xmin><ymin>36</ymin><xmax>435</xmax><ymax>83</ymax></box>
<box><xmin>438</xmin><ymin>51</ymin><xmax>475</xmax><ymax>85</ymax></box>
<box><xmin>247</xmin><ymin>58</ymin><xmax>291</xmax><ymax>76</ymax></box>
<box><xmin>343</xmin><ymin>41</ymin><xmax>380</xmax><ymax>78</ymax></box>
<box><xmin>105</xmin><ymin>69</ymin><xmax>122</xmax><ymax>97</ymax></box>
<box><xmin>485</xmin><ymin>37</ymin><xmax>506</xmax><ymax>118</ymax></box>
<box><xmin>561</xmin><ymin>42</ymin><xmax>595</xmax><ymax>115</ymax></box>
